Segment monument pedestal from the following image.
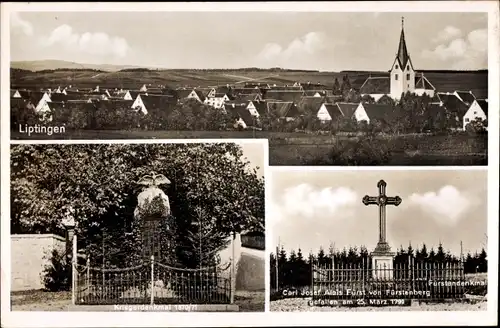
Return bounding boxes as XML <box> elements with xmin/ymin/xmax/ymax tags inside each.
<box><xmin>371</xmin><ymin>242</ymin><xmax>395</xmax><ymax>280</ymax></box>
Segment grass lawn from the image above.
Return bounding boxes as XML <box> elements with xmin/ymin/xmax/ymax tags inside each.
<box><xmin>10</xmin><ymin>289</ymin><xmax>264</xmax><ymax>312</ymax></box>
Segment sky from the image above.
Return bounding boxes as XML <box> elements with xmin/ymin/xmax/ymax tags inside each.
<box><xmin>10</xmin><ymin>11</ymin><xmax>488</xmax><ymax>71</ymax></box>
<box><xmin>237</xmin><ymin>141</ymin><xmax>265</xmax><ymax>178</ymax></box>
<box><xmin>270</xmin><ymin>169</ymin><xmax>488</xmax><ymax>257</ymax></box>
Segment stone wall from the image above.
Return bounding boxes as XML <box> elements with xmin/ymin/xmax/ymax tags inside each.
<box><xmin>11</xmin><ymin>234</ymin><xmax>66</xmax><ymax>291</ymax></box>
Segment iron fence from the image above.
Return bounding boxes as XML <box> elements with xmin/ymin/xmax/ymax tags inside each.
<box><xmin>312</xmin><ymin>257</ymin><xmax>466</xmax><ymax>301</ymax></box>
<box><xmin>74</xmin><ymin>256</ymin><xmax>232</xmax><ymax>305</ymax></box>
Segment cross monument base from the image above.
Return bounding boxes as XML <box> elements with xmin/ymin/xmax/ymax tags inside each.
<box><xmin>371</xmin><ymin>243</ymin><xmax>395</xmax><ymax>280</ymax></box>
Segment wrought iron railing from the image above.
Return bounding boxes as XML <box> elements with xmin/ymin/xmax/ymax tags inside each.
<box><xmin>311</xmin><ymin>258</ymin><xmax>467</xmax><ymax>301</ymax></box>
<box><xmin>74</xmin><ymin>257</ymin><xmax>232</xmax><ymax>305</ymax></box>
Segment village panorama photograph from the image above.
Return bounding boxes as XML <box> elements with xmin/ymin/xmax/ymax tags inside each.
<box><xmin>9</xmin><ymin>10</ymin><xmax>488</xmax><ymax>166</ymax></box>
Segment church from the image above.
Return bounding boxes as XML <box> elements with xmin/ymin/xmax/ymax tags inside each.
<box><xmin>359</xmin><ymin>18</ymin><xmax>436</xmax><ymax>101</ymax></box>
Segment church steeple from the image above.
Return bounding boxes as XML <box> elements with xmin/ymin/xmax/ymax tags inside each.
<box><xmin>397</xmin><ymin>17</ymin><xmax>410</xmax><ymax>68</ymax></box>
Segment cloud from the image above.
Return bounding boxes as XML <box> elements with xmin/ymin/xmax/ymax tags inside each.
<box><xmin>432</xmin><ymin>26</ymin><xmax>462</xmax><ymax>43</ymax></box>
<box><xmin>40</xmin><ymin>24</ymin><xmax>130</xmax><ymax>58</ymax></box>
<box><xmin>422</xmin><ymin>28</ymin><xmax>487</xmax><ymax>69</ymax></box>
<box><xmin>11</xmin><ymin>12</ymin><xmax>33</xmax><ymax>36</ymax></box>
<box><xmin>408</xmin><ymin>185</ymin><xmax>472</xmax><ymax>225</ymax></box>
<box><xmin>257</xmin><ymin>31</ymin><xmax>327</xmax><ymax>65</ymax></box>
<box><xmin>270</xmin><ymin>184</ymin><xmax>357</xmax><ymax>224</ymax></box>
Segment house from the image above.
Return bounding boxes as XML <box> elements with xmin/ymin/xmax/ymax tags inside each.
<box><xmin>266</xmin><ymin>101</ymin><xmax>299</xmax><ymax>121</ymax></box>
<box><xmin>18</xmin><ymin>91</ymin><xmax>52</xmax><ymax>113</ymax></box>
<box><xmin>186</xmin><ymin>89</ymin><xmax>206</xmax><ymax>103</ymax></box>
<box><xmin>354</xmin><ymin>103</ymin><xmax>393</xmax><ymax>124</ymax></box>
<box><xmin>359</xmin><ymin>76</ymin><xmax>390</xmax><ymax>101</ymax></box>
<box><xmin>437</xmin><ymin>92</ymin><xmax>470</xmax><ymax>130</ymax></box>
<box><xmin>11</xmin><ymin>90</ymin><xmax>21</xmax><ymax>98</ymax></box>
<box><xmin>317</xmin><ymin>103</ymin><xmax>342</xmax><ymax>122</ymax></box>
<box><xmin>208</xmin><ymin>85</ymin><xmax>232</xmax><ymax>98</ymax></box>
<box><xmin>139</xmin><ymin>84</ymin><xmax>148</xmax><ymax>92</ymax></box>
<box><xmin>303</xmin><ymin>91</ymin><xmax>325</xmax><ymax>97</ymax></box>
<box><xmin>297</xmin><ymin>96</ymin><xmax>326</xmax><ymax>115</ymax></box>
<box><xmin>414</xmin><ymin>73</ymin><xmax>436</xmax><ymax>97</ymax></box>
<box><xmin>316</xmin><ymin>102</ymin><xmax>358</xmax><ymax>122</ymax></box>
<box><xmin>131</xmin><ymin>94</ymin><xmax>176</xmax><ymax>115</ymax></box>
<box><xmin>204</xmin><ymin>93</ymin><xmax>230</xmax><ymax>109</ymax></box>
<box><xmin>454</xmin><ymin>90</ymin><xmax>476</xmax><ymax>107</ymax></box>
<box><xmin>225</xmin><ymin>103</ymin><xmax>257</xmax><ymax>129</ymax></box>
<box><xmin>246</xmin><ymin>100</ymin><xmax>268</xmax><ymax>117</ymax></box>
<box><xmin>264</xmin><ymin>90</ymin><xmax>304</xmax><ymax>103</ymax></box>
<box><xmin>463</xmin><ymin>99</ymin><xmax>488</xmax><ymax>130</ymax></box>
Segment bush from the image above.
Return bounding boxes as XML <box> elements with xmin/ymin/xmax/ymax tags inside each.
<box><xmin>42</xmin><ymin>249</ymin><xmax>72</xmax><ymax>292</ymax></box>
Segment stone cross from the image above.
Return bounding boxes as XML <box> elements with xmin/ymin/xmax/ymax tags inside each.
<box><xmin>362</xmin><ymin>180</ymin><xmax>402</xmax><ymax>253</ymax></box>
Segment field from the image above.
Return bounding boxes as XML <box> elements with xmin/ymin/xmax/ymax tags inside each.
<box><xmin>11</xmin><ymin>129</ymin><xmax>488</xmax><ymax>166</ymax></box>
<box><xmin>10</xmin><ymin>290</ymin><xmax>264</xmax><ymax>312</ymax></box>
<box><xmin>11</xmin><ymin>65</ymin><xmax>488</xmax><ymax>99</ymax></box>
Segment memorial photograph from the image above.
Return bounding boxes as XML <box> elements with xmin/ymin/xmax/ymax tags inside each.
<box><xmin>9</xmin><ymin>141</ymin><xmax>266</xmax><ymax>312</ymax></box>
<box><xmin>8</xmin><ymin>8</ymin><xmax>488</xmax><ymax>166</ymax></box>
<box><xmin>268</xmin><ymin>169</ymin><xmax>488</xmax><ymax>311</ymax></box>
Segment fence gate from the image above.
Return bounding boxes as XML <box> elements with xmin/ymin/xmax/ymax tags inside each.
<box><xmin>311</xmin><ymin>257</ymin><xmax>467</xmax><ymax>304</ymax></box>
<box><xmin>74</xmin><ymin>256</ymin><xmax>233</xmax><ymax>305</ymax></box>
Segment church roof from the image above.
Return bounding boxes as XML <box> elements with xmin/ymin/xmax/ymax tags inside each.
<box><xmin>359</xmin><ymin>76</ymin><xmax>390</xmax><ymax>95</ymax></box>
<box><xmin>438</xmin><ymin>93</ymin><xmax>469</xmax><ymax>116</ymax></box>
<box><xmin>396</xmin><ymin>19</ymin><xmax>410</xmax><ymax>69</ymax></box>
<box><xmin>414</xmin><ymin>73</ymin><xmax>435</xmax><ymax>90</ymax></box>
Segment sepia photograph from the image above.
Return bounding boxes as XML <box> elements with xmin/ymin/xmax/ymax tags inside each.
<box><xmin>269</xmin><ymin>169</ymin><xmax>488</xmax><ymax>311</ymax></box>
<box><xmin>9</xmin><ymin>10</ymin><xmax>488</xmax><ymax>166</ymax></box>
<box><xmin>9</xmin><ymin>141</ymin><xmax>265</xmax><ymax>312</ymax></box>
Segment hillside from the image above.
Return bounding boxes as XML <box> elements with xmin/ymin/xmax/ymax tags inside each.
<box><xmin>10</xmin><ymin>60</ymin><xmax>153</xmax><ymax>72</ymax></box>
<box><xmin>9</xmin><ymin>65</ymin><xmax>488</xmax><ymax>99</ymax></box>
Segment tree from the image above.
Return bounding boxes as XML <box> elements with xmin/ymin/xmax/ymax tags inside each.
<box><xmin>11</xmin><ymin>143</ymin><xmax>264</xmax><ymax>269</ymax></box>
<box><xmin>332</xmin><ymin>77</ymin><xmax>341</xmax><ymax>96</ymax></box>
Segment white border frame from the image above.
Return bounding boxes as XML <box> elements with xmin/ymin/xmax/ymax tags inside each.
<box><xmin>2</xmin><ymin>1</ymin><xmax>499</xmax><ymax>327</ymax></box>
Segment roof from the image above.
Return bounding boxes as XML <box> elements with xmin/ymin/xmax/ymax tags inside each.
<box><xmin>326</xmin><ymin>95</ymin><xmax>343</xmax><ymax>103</ymax></box>
<box><xmin>437</xmin><ymin>93</ymin><xmax>469</xmax><ymax>116</ymax></box>
<box><xmin>176</xmin><ymin>89</ymin><xmax>193</xmax><ymax>99</ymax></box>
<box><xmin>208</xmin><ymin>93</ymin><xmax>228</xmax><ymax>98</ymax></box>
<box><xmin>322</xmin><ymin>103</ymin><xmax>343</xmax><ymax>120</ymax></box>
<box><xmin>359</xmin><ymin>77</ymin><xmax>390</xmax><ymax>94</ymax></box>
<box><xmin>475</xmin><ymin>99</ymin><xmax>488</xmax><ymax>115</ymax></box>
<box><xmin>396</xmin><ymin>22</ymin><xmax>410</xmax><ymax>68</ymax></box>
<box><xmin>266</xmin><ymin>101</ymin><xmax>299</xmax><ymax>118</ymax></box>
<box><xmin>140</xmin><ymin>95</ymin><xmax>177</xmax><ymax>113</ymax></box>
<box><xmin>415</xmin><ymin>73</ymin><xmax>436</xmax><ymax>90</ymax></box>
<box><xmin>231</xmin><ymin>105</ymin><xmax>256</xmax><ymax>127</ymax></box>
<box><xmin>362</xmin><ymin>103</ymin><xmax>393</xmax><ymax>121</ymax></box>
<box><xmin>232</xmin><ymin>88</ymin><xmax>262</xmax><ymax>96</ymax></box>
<box><xmin>249</xmin><ymin>101</ymin><xmax>268</xmax><ymax>116</ymax></box>
<box><xmin>455</xmin><ymin>91</ymin><xmax>476</xmax><ymax>106</ymax></box>
<box><xmin>336</xmin><ymin>102</ymin><xmax>359</xmax><ymax>118</ymax></box>
<box><xmin>11</xmin><ymin>98</ymin><xmax>28</xmax><ymax>108</ymax></box>
<box><xmin>297</xmin><ymin>96</ymin><xmax>325</xmax><ymax>114</ymax></box>
<box><xmin>216</xmin><ymin>86</ymin><xmax>232</xmax><ymax>95</ymax></box>
<box><xmin>243</xmin><ymin>82</ymin><xmax>270</xmax><ymax>88</ymax></box>
<box><xmin>49</xmin><ymin>93</ymin><xmax>69</xmax><ymax>102</ymax></box>
<box><xmin>192</xmin><ymin>90</ymin><xmax>206</xmax><ymax>102</ymax></box>
<box><xmin>234</xmin><ymin>93</ymin><xmax>261</xmax><ymax>102</ymax></box>
<box><xmin>301</xmin><ymin>82</ymin><xmax>327</xmax><ymax>91</ymax></box>
<box><xmin>264</xmin><ymin>90</ymin><xmax>304</xmax><ymax>103</ymax></box>
<box><xmin>303</xmin><ymin>90</ymin><xmax>326</xmax><ymax>97</ymax></box>
<box><xmin>267</xmin><ymin>86</ymin><xmax>303</xmax><ymax>91</ymax></box>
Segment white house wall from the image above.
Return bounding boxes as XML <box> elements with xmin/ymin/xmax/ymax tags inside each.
<box><xmin>463</xmin><ymin>101</ymin><xmax>487</xmax><ymax>130</ymax></box>
<box><xmin>354</xmin><ymin>104</ymin><xmax>370</xmax><ymax>124</ymax></box>
<box><xmin>316</xmin><ymin>104</ymin><xmax>332</xmax><ymax>121</ymax></box>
